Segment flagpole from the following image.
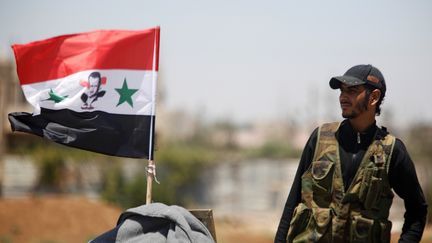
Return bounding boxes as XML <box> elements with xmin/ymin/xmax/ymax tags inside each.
<box><xmin>146</xmin><ymin>160</ymin><xmax>154</xmax><ymax>204</ymax></box>
<box><xmin>146</xmin><ymin>27</ymin><xmax>159</xmax><ymax>205</ymax></box>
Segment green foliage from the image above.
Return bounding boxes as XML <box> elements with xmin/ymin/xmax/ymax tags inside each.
<box><xmin>124</xmin><ymin>175</ymin><xmax>148</xmax><ymax>207</ymax></box>
<box><xmin>10</xmin><ymin>137</ymin><xmax>107</xmax><ymax>162</ymax></box>
<box><xmin>100</xmin><ymin>162</ymin><xmax>127</xmax><ymax>206</ymax></box>
<box><xmin>152</xmin><ymin>144</ymin><xmax>216</xmax><ymax>205</ymax></box>
<box><xmin>26</xmin><ymin>143</ymin><xmax>116</xmax><ymax>192</ymax></box>
<box><xmin>99</xmin><ymin>144</ymin><xmax>217</xmax><ymax>208</ymax></box>
<box><xmin>31</xmin><ymin>146</ymin><xmax>65</xmax><ymax>192</ymax></box>
<box><xmin>243</xmin><ymin>141</ymin><xmax>301</xmax><ymax>159</ymax></box>
<box><xmin>101</xmin><ymin>168</ymin><xmax>149</xmax><ymax>209</ymax></box>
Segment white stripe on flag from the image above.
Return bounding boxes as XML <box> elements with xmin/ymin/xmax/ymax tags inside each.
<box><xmin>21</xmin><ymin>70</ymin><xmax>157</xmax><ymax>116</ymax></box>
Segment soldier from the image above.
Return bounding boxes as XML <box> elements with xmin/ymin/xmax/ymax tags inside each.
<box><xmin>275</xmin><ymin>64</ymin><xmax>427</xmax><ymax>243</ymax></box>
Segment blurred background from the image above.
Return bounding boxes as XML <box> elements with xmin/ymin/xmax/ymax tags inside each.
<box><xmin>0</xmin><ymin>0</ymin><xmax>431</xmax><ymax>242</ymax></box>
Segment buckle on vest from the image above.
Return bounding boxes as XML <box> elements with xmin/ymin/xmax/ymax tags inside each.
<box><xmin>373</xmin><ymin>144</ymin><xmax>386</xmax><ymax>166</ymax></box>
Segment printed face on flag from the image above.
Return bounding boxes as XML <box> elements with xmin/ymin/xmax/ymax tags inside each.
<box><xmin>88</xmin><ymin>74</ymin><xmax>101</xmax><ymax>97</ymax></box>
<box><xmin>9</xmin><ymin>28</ymin><xmax>160</xmax><ymax>159</ymax></box>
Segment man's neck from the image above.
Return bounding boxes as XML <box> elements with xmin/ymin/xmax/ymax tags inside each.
<box><xmin>348</xmin><ymin>116</ymin><xmax>376</xmax><ymax>133</ymax></box>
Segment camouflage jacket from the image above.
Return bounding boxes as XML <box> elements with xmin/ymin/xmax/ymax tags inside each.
<box><xmin>287</xmin><ymin>122</ymin><xmax>395</xmax><ymax>243</ymax></box>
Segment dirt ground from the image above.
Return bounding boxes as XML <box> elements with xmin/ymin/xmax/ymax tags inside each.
<box><xmin>0</xmin><ymin>196</ymin><xmax>430</xmax><ymax>243</ymax></box>
<box><xmin>0</xmin><ymin>196</ymin><xmax>120</xmax><ymax>243</ymax></box>
<box><xmin>0</xmin><ymin>196</ymin><xmax>273</xmax><ymax>243</ymax></box>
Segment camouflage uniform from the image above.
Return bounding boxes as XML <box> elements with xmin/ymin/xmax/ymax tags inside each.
<box><xmin>287</xmin><ymin>122</ymin><xmax>395</xmax><ymax>243</ymax></box>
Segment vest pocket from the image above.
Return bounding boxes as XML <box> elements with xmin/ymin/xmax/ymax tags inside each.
<box><xmin>359</xmin><ymin>167</ymin><xmax>384</xmax><ymax>210</ymax></box>
<box><xmin>287</xmin><ymin>203</ymin><xmax>312</xmax><ymax>242</ymax></box>
<box><xmin>350</xmin><ymin>215</ymin><xmax>374</xmax><ymax>243</ymax></box>
<box><xmin>358</xmin><ymin>167</ymin><xmax>375</xmax><ymax>202</ymax></box>
<box><xmin>311</xmin><ymin>161</ymin><xmax>334</xmax><ymax>206</ymax></box>
<box><xmin>311</xmin><ymin>160</ymin><xmax>334</xmax><ymax>181</ymax></box>
<box><xmin>312</xmin><ymin>207</ymin><xmax>332</xmax><ymax>242</ymax></box>
<box><xmin>350</xmin><ymin>215</ymin><xmax>392</xmax><ymax>243</ymax></box>
<box><xmin>379</xmin><ymin>220</ymin><xmax>392</xmax><ymax>243</ymax></box>
<box><xmin>288</xmin><ymin>205</ymin><xmax>332</xmax><ymax>243</ymax></box>
<box><xmin>364</xmin><ymin>176</ymin><xmax>383</xmax><ymax>210</ymax></box>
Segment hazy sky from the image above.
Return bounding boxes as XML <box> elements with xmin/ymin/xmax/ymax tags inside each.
<box><xmin>1</xmin><ymin>0</ymin><xmax>431</xmax><ymax>127</ymax></box>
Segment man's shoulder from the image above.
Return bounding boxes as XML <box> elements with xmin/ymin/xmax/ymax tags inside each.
<box><xmin>392</xmin><ymin>137</ymin><xmax>408</xmax><ymax>153</ymax></box>
<box><xmin>307</xmin><ymin>121</ymin><xmax>341</xmax><ymax>143</ymax></box>
<box><xmin>376</xmin><ymin>125</ymin><xmax>400</xmax><ymax>142</ymax></box>
<box><xmin>314</xmin><ymin>121</ymin><xmax>343</xmax><ymax>135</ymax></box>
<box><xmin>318</xmin><ymin>121</ymin><xmax>342</xmax><ymax>127</ymax></box>
<box><xmin>375</xmin><ymin>127</ymin><xmax>409</xmax><ymax>160</ymax></box>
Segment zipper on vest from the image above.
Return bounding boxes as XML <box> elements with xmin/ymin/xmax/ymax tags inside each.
<box><xmin>357</xmin><ymin>132</ymin><xmax>361</xmax><ymax>144</ymax></box>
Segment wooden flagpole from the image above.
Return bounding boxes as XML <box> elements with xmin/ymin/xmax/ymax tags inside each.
<box><xmin>146</xmin><ymin>27</ymin><xmax>160</xmax><ymax>205</ymax></box>
<box><xmin>146</xmin><ymin>160</ymin><xmax>155</xmax><ymax>204</ymax></box>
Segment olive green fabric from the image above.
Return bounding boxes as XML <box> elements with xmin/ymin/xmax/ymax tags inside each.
<box><xmin>287</xmin><ymin>122</ymin><xmax>395</xmax><ymax>243</ymax></box>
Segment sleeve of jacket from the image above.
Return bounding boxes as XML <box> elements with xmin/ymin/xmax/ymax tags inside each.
<box><xmin>274</xmin><ymin>128</ymin><xmax>318</xmax><ymax>243</ymax></box>
<box><xmin>388</xmin><ymin>139</ymin><xmax>428</xmax><ymax>243</ymax></box>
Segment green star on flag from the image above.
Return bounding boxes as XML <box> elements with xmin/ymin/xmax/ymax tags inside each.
<box><xmin>46</xmin><ymin>89</ymin><xmax>68</xmax><ymax>103</ymax></box>
<box><xmin>115</xmin><ymin>78</ymin><xmax>138</xmax><ymax>107</ymax></box>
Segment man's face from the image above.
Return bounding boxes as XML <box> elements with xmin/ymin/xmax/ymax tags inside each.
<box><xmin>339</xmin><ymin>84</ymin><xmax>369</xmax><ymax>119</ymax></box>
<box><xmin>88</xmin><ymin>76</ymin><xmax>100</xmax><ymax>96</ymax></box>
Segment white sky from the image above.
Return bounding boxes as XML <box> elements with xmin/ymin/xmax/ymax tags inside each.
<box><xmin>1</xmin><ymin>0</ymin><xmax>431</xmax><ymax>127</ymax></box>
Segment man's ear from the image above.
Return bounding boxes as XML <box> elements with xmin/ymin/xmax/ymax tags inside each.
<box><xmin>370</xmin><ymin>89</ymin><xmax>381</xmax><ymax>106</ymax></box>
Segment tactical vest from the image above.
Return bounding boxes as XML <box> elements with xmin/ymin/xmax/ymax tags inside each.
<box><xmin>287</xmin><ymin>122</ymin><xmax>396</xmax><ymax>243</ymax></box>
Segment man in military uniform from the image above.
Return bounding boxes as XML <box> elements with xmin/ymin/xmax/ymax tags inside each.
<box><xmin>275</xmin><ymin>65</ymin><xmax>427</xmax><ymax>243</ymax></box>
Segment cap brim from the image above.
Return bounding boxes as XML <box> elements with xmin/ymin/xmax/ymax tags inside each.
<box><xmin>329</xmin><ymin>75</ymin><xmax>366</xmax><ymax>89</ymax></box>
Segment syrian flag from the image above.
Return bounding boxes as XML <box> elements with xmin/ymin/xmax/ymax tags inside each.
<box><xmin>8</xmin><ymin>27</ymin><xmax>160</xmax><ymax>159</ymax></box>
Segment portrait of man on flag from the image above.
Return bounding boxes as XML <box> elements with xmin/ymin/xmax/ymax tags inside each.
<box><xmin>80</xmin><ymin>71</ymin><xmax>107</xmax><ymax>110</ymax></box>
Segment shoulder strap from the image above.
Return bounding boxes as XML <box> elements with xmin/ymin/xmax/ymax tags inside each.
<box><xmin>312</xmin><ymin>122</ymin><xmax>340</xmax><ymax>162</ymax></box>
<box><xmin>377</xmin><ymin>133</ymin><xmax>396</xmax><ymax>173</ymax></box>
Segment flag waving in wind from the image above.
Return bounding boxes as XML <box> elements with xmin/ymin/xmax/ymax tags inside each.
<box><xmin>8</xmin><ymin>27</ymin><xmax>160</xmax><ymax>159</ymax></box>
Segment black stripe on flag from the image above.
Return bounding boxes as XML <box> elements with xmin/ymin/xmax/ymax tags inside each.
<box><xmin>8</xmin><ymin>108</ymin><xmax>155</xmax><ymax>159</ymax></box>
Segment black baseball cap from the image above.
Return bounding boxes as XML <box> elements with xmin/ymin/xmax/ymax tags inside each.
<box><xmin>329</xmin><ymin>64</ymin><xmax>386</xmax><ymax>94</ymax></box>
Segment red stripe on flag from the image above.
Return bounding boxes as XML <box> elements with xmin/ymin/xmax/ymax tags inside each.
<box><xmin>13</xmin><ymin>28</ymin><xmax>160</xmax><ymax>85</ymax></box>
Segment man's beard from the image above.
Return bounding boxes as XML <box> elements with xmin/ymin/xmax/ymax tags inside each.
<box><xmin>342</xmin><ymin>97</ymin><xmax>368</xmax><ymax>119</ymax></box>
